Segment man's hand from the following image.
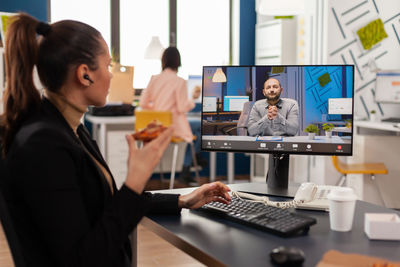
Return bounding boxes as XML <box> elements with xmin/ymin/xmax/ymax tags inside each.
<box><xmin>267</xmin><ymin>105</ymin><xmax>278</xmax><ymax>120</ymax></box>
<box><xmin>178</xmin><ymin>182</ymin><xmax>231</xmax><ymax>209</ymax></box>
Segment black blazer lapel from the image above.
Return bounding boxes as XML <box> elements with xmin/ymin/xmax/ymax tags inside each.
<box><xmin>42</xmin><ymin>98</ymin><xmax>117</xmax><ymax>196</ymax></box>
<box><xmin>77</xmin><ymin>125</ymin><xmax>118</xmax><ymax>194</ymax></box>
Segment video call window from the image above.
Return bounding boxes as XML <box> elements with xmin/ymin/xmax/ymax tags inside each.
<box><xmin>201</xmin><ymin>65</ymin><xmax>354</xmax><ymax>156</ymax></box>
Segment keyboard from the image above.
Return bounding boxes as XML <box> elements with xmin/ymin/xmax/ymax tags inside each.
<box><xmin>381</xmin><ymin>117</ymin><xmax>400</xmax><ymax>123</ymax></box>
<box><xmin>197</xmin><ymin>197</ymin><xmax>317</xmax><ymax>237</ymax></box>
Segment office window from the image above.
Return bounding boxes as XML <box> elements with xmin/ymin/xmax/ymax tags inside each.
<box><xmin>50</xmin><ymin>0</ymin><xmax>111</xmax><ymax>48</ymax></box>
<box><xmin>120</xmin><ymin>0</ymin><xmax>169</xmax><ymax>88</ymax></box>
<box><xmin>177</xmin><ymin>0</ymin><xmax>230</xmax><ymax>79</ymax></box>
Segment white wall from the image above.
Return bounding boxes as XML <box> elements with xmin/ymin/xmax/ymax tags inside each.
<box><xmin>326</xmin><ymin>0</ymin><xmax>400</xmax><ymax>119</ymax></box>
<box><xmin>325</xmin><ymin>0</ymin><xmax>400</xmax><ymax>207</ymax></box>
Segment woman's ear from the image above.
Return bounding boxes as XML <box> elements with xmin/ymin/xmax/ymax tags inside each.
<box><xmin>76</xmin><ymin>64</ymin><xmax>91</xmax><ymax>87</ymax></box>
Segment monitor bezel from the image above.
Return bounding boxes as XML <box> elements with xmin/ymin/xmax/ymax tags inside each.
<box><xmin>200</xmin><ymin>64</ymin><xmax>355</xmax><ymax>156</ymax></box>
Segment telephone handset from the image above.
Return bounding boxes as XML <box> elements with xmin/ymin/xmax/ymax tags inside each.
<box><xmin>232</xmin><ymin>183</ymin><xmax>341</xmax><ymax>211</ymax></box>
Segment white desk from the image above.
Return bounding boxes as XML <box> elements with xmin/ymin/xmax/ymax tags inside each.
<box><xmin>355</xmin><ymin>120</ymin><xmax>400</xmax><ymax>135</ymax></box>
<box><xmin>86</xmin><ymin>115</ymin><xmax>135</xmax><ymax>156</ymax></box>
<box><xmin>332</xmin><ymin>126</ymin><xmax>352</xmax><ymax>133</ymax></box>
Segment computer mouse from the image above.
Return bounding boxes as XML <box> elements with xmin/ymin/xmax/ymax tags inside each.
<box><xmin>270</xmin><ymin>246</ymin><xmax>305</xmax><ymax>266</ymax></box>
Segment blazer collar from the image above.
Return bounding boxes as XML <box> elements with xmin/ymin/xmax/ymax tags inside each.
<box><xmin>41</xmin><ymin>97</ymin><xmax>80</xmax><ymax>142</ymax></box>
<box><xmin>41</xmin><ymin>98</ymin><xmax>117</xmax><ymax>192</ymax></box>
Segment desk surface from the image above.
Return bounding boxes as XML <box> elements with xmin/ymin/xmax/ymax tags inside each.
<box><xmin>85</xmin><ymin>114</ymin><xmax>135</xmax><ymax>124</ymax></box>
<box><xmin>85</xmin><ymin>114</ymin><xmax>200</xmax><ymax>125</ymax></box>
<box><xmin>355</xmin><ymin>120</ymin><xmax>400</xmax><ymax>133</ymax></box>
<box><xmin>143</xmin><ymin>183</ymin><xmax>400</xmax><ymax>267</ymax></box>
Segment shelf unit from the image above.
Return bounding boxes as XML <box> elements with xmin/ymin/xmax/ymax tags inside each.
<box><xmin>255</xmin><ymin>19</ymin><xmax>297</xmax><ymax>65</ymax></box>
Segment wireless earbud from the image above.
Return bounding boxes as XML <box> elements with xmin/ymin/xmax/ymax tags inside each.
<box><xmin>83</xmin><ymin>74</ymin><xmax>94</xmax><ymax>84</ymax></box>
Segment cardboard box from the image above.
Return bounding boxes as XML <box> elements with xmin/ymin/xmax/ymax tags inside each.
<box><xmin>107</xmin><ymin>63</ymin><xmax>134</xmax><ymax>104</ymax></box>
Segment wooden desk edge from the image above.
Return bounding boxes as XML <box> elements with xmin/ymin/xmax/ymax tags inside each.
<box><xmin>140</xmin><ymin>216</ymin><xmax>227</xmax><ymax>267</ymax></box>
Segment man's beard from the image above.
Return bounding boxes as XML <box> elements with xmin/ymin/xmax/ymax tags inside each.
<box><xmin>266</xmin><ymin>92</ymin><xmax>281</xmax><ymax>102</ymax></box>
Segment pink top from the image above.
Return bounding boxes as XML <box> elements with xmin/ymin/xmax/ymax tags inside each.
<box><xmin>139</xmin><ymin>68</ymin><xmax>195</xmax><ymax>142</ymax></box>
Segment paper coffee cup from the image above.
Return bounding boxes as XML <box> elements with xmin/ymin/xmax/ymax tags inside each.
<box><xmin>327</xmin><ymin>187</ymin><xmax>357</xmax><ymax>232</ymax></box>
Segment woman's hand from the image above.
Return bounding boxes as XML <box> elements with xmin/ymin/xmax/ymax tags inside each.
<box><xmin>124</xmin><ymin>127</ymin><xmax>173</xmax><ymax>194</ymax></box>
<box><xmin>178</xmin><ymin>182</ymin><xmax>231</xmax><ymax>209</ymax></box>
<box><xmin>192</xmin><ymin>85</ymin><xmax>201</xmax><ymax>100</ymax></box>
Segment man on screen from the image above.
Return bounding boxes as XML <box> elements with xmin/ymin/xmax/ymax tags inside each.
<box><xmin>248</xmin><ymin>78</ymin><xmax>299</xmax><ymax>136</ymax></box>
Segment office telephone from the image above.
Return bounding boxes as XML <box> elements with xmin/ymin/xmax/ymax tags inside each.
<box><xmin>232</xmin><ymin>183</ymin><xmax>342</xmax><ymax>211</ymax></box>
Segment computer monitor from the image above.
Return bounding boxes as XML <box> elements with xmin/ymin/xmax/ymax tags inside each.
<box><xmin>201</xmin><ymin>65</ymin><xmax>354</xmax><ymax>190</ymax></box>
<box><xmin>375</xmin><ymin>70</ymin><xmax>400</xmax><ymax>103</ymax></box>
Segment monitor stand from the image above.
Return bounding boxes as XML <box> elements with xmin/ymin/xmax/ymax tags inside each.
<box><xmin>266</xmin><ymin>153</ymin><xmax>289</xmax><ymax>190</ymax></box>
<box><xmin>234</xmin><ymin>153</ymin><xmax>297</xmax><ymax>198</ymax></box>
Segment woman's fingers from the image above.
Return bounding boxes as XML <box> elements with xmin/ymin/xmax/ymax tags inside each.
<box><xmin>212</xmin><ymin>196</ymin><xmax>230</xmax><ymax>205</ymax></box>
<box><xmin>212</xmin><ymin>182</ymin><xmax>231</xmax><ymax>200</ymax></box>
<box><xmin>126</xmin><ymin>134</ymin><xmax>138</xmax><ymax>152</ymax></box>
<box><xmin>204</xmin><ymin>182</ymin><xmax>231</xmax><ymax>202</ymax></box>
<box><xmin>147</xmin><ymin>127</ymin><xmax>173</xmax><ymax>152</ymax></box>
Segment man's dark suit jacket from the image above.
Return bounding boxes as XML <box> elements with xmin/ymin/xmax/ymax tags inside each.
<box><xmin>1</xmin><ymin>98</ymin><xmax>181</xmax><ymax>267</ymax></box>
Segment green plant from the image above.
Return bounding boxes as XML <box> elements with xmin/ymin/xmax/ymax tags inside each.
<box><xmin>322</xmin><ymin>123</ymin><xmax>334</xmax><ymax>132</ymax></box>
<box><xmin>370</xmin><ymin>110</ymin><xmax>376</xmax><ymax>114</ymax></box>
<box><xmin>304</xmin><ymin>124</ymin><xmax>319</xmax><ymax>134</ymax></box>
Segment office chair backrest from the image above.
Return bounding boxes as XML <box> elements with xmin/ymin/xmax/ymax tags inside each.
<box><xmin>0</xmin><ymin>139</ymin><xmax>25</xmax><ymax>266</ymax></box>
<box><xmin>331</xmin><ymin>156</ymin><xmax>344</xmax><ymax>173</ymax></box>
<box><xmin>0</xmin><ymin>186</ymin><xmax>26</xmax><ymax>267</ymax></box>
<box><xmin>135</xmin><ymin>110</ymin><xmax>172</xmax><ymax>132</ymax></box>
<box><xmin>134</xmin><ymin>110</ymin><xmax>186</xmax><ymax>173</ymax></box>
<box><xmin>237</xmin><ymin>101</ymin><xmax>254</xmax><ymax>136</ymax></box>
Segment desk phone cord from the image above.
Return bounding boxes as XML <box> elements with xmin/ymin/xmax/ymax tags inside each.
<box><xmin>231</xmin><ymin>191</ymin><xmax>305</xmax><ymax>209</ymax></box>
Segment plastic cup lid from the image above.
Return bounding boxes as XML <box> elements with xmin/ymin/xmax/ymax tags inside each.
<box><xmin>327</xmin><ymin>187</ymin><xmax>357</xmax><ymax>201</ymax></box>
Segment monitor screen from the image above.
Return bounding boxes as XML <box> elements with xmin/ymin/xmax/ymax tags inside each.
<box><xmin>187</xmin><ymin>75</ymin><xmax>203</xmax><ymax>103</ymax></box>
<box><xmin>201</xmin><ymin>65</ymin><xmax>354</xmax><ymax>156</ymax></box>
<box><xmin>374</xmin><ymin>71</ymin><xmax>400</xmax><ymax>103</ymax></box>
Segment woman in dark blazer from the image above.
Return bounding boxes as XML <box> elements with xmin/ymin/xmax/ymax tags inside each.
<box><xmin>0</xmin><ymin>13</ymin><xmax>230</xmax><ymax>267</ymax></box>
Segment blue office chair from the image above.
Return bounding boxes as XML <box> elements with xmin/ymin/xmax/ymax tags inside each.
<box><xmin>222</xmin><ymin>101</ymin><xmax>254</xmax><ymax>136</ymax></box>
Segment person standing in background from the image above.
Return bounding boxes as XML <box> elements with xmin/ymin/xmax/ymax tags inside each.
<box><xmin>139</xmin><ymin>47</ymin><xmax>201</xmax><ymax>184</ymax></box>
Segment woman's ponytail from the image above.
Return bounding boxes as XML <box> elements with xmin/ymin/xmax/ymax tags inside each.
<box><xmin>1</xmin><ymin>13</ymin><xmax>41</xmax><ymax>156</ymax></box>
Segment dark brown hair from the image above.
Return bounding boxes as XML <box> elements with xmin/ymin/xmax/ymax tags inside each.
<box><xmin>161</xmin><ymin>46</ymin><xmax>181</xmax><ymax>71</ymax></box>
<box><xmin>0</xmin><ymin>13</ymin><xmax>104</xmax><ymax>156</ymax></box>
